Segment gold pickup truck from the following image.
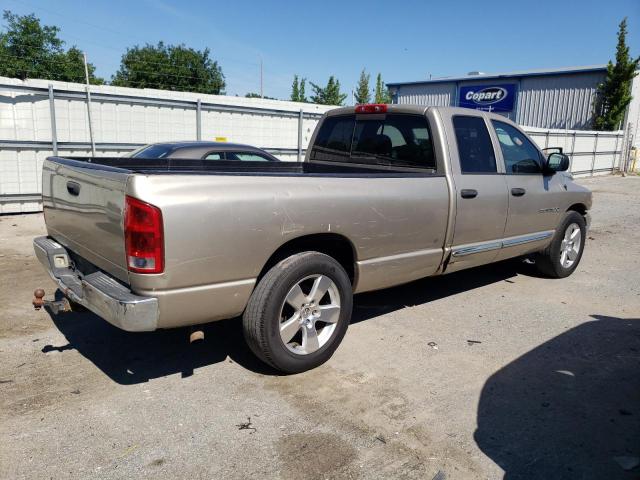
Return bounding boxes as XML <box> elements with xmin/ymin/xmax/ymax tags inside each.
<box><xmin>33</xmin><ymin>105</ymin><xmax>591</xmax><ymax>373</ymax></box>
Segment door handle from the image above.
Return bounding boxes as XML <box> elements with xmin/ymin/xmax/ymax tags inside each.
<box><xmin>66</xmin><ymin>181</ymin><xmax>80</xmax><ymax>196</ymax></box>
<box><xmin>460</xmin><ymin>189</ymin><xmax>478</xmax><ymax>199</ymax></box>
<box><xmin>511</xmin><ymin>187</ymin><xmax>526</xmax><ymax>197</ymax></box>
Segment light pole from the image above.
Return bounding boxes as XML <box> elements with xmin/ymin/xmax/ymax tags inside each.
<box><xmin>259</xmin><ymin>55</ymin><xmax>263</xmax><ymax>98</ymax></box>
<box><xmin>83</xmin><ymin>52</ymin><xmax>96</xmax><ymax>157</ymax></box>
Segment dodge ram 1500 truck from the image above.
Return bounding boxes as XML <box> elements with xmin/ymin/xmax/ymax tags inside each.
<box><xmin>33</xmin><ymin>105</ymin><xmax>592</xmax><ymax>373</ymax></box>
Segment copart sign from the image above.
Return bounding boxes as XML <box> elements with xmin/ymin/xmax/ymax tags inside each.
<box><xmin>458</xmin><ymin>84</ymin><xmax>516</xmax><ymax>112</ymax></box>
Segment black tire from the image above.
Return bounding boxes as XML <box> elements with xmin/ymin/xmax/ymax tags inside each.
<box><xmin>243</xmin><ymin>252</ymin><xmax>353</xmax><ymax>373</ymax></box>
<box><xmin>535</xmin><ymin>211</ymin><xmax>587</xmax><ymax>278</ymax></box>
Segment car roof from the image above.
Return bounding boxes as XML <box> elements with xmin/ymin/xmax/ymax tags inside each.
<box><xmin>149</xmin><ymin>141</ymin><xmax>262</xmax><ymax>151</ymax></box>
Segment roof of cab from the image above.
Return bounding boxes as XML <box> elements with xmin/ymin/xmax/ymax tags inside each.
<box><xmin>323</xmin><ymin>105</ymin><xmax>520</xmax><ymax>125</ymax></box>
<box><xmin>325</xmin><ymin>104</ymin><xmax>429</xmax><ymax>116</ymax></box>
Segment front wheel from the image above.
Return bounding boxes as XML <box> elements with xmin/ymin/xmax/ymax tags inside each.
<box><xmin>535</xmin><ymin>211</ymin><xmax>587</xmax><ymax>278</ymax></box>
<box><xmin>242</xmin><ymin>252</ymin><xmax>353</xmax><ymax>373</ymax></box>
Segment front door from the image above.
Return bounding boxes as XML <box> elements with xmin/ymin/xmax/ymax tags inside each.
<box><xmin>489</xmin><ymin>120</ymin><xmax>565</xmax><ymax>260</ymax></box>
<box><xmin>443</xmin><ymin>112</ymin><xmax>509</xmax><ymax>272</ymax></box>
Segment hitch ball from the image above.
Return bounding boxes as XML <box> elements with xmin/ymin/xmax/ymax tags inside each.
<box><xmin>33</xmin><ymin>289</ymin><xmax>46</xmax><ymax>310</ymax></box>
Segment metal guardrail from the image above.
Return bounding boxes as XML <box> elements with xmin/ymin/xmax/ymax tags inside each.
<box><xmin>0</xmin><ymin>140</ymin><xmax>305</xmax><ymax>156</ymax></box>
<box><xmin>0</xmin><ymin>193</ymin><xmax>41</xmax><ymax>203</ymax></box>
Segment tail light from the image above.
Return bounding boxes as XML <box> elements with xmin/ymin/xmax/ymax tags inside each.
<box><xmin>355</xmin><ymin>104</ymin><xmax>388</xmax><ymax>114</ymax></box>
<box><xmin>124</xmin><ymin>196</ymin><xmax>164</xmax><ymax>274</ymax></box>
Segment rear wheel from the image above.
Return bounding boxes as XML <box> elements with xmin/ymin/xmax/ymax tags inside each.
<box><xmin>536</xmin><ymin>211</ymin><xmax>586</xmax><ymax>278</ymax></box>
<box><xmin>243</xmin><ymin>252</ymin><xmax>353</xmax><ymax>373</ymax></box>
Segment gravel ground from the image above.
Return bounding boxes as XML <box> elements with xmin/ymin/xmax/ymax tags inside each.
<box><xmin>0</xmin><ymin>175</ymin><xmax>638</xmax><ymax>480</ymax></box>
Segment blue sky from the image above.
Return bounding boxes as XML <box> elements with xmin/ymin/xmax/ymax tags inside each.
<box><xmin>3</xmin><ymin>0</ymin><xmax>639</xmax><ymax>100</ymax></box>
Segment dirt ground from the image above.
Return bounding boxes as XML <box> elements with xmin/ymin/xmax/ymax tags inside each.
<box><xmin>0</xmin><ymin>175</ymin><xmax>638</xmax><ymax>480</ymax></box>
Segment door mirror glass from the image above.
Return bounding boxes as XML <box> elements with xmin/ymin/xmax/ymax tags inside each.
<box><xmin>545</xmin><ymin>152</ymin><xmax>570</xmax><ymax>173</ymax></box>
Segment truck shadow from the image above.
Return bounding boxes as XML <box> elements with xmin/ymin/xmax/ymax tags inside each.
<box><xmin>474</xmin><ymin>314</ymin><xmax>640</xmax><ymax>479</ymax></box>
<box><xmin>42</xmin><ymin>259</ymin><xmax>535</xmax><ymax>384</ymax></box>
<box><xmin>42</xmin><ymin>308</ymin><xmax>273</xmax><ymax>383</ymax></box>
<box><xmin>351</xmin><ymin>258</ymin><xmax>536</xmax><ymax>324</ymax></box>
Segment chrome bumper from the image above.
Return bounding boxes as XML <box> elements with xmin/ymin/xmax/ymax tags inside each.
<box><xmin>33</xmin><ymin>236</ymin><xmax>158</xmax><ymax>331</ymax></box>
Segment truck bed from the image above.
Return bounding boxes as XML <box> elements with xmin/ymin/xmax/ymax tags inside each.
<box><xmin>41</xmin><ymin>154</ymin><xmax>450</xmax><ymax>328</ymax></box>
<box><xmin>54</xmin><ymin>156</ymin><xmax>437</xmax><ymax>176</ymax></box>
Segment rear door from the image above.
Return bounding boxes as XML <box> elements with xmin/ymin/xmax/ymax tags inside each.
<box><xmin>441</xmin><ymin>111</ymin><xmax>509</xmax><ymax>272</ymax></box>
<box><xmin>489</xmin><ymin>119</ymin><xmax>565</xmax><ymax>259</ymax></box>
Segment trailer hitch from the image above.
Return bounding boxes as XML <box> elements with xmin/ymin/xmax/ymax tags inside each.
<box><xmin>32</xmin><ymin>289</ymin><xmax>72</xmax><ymax>315</ymax></box>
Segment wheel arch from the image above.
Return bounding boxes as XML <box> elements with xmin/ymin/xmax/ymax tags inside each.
<box><xmin>257</xmin><ymin>233</ymin><xmax>358</xmax><ymax>287</ymax></box>
<box><xmin>567</xmin><ymin>203</ymin><xmax>588</xmax><ymax>216</ymax></box>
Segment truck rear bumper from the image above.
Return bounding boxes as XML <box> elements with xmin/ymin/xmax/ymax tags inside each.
<box><xmin>33</xmin><ymin>236</ymin><xmax>158</xmax><ymax>331</ymax></box>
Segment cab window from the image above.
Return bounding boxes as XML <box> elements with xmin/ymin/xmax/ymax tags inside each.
<box><xmin>453</xmin><ymin>116</ymin><xmax>497</xmax><ymax>173</ymax></box>
<box><xmin>310</xmin><ymin>116</ymin><xmax>355</xmax><ymax>163</ymax></box>
<box><xmin>492</xmin><ymin>120</ymin><xmax>543</xmax><ymax>174</ymax></box>
<box><xmin>203</xmin><ymin>152</ymin><xmax>223</xmax><ymax>160</ymax></box>
<box><xmin>350</xmin><ymin>114</ymin><xmax>435</xmax><ymax>169</ymax></box>
<box><xmin>310</xmin><ymin>113</ymin><xmax>435</xmax><ymax>170</ymax></box>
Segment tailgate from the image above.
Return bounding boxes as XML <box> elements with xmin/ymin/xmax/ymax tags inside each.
<box><xmin>42</xmin><ymin>158</ymin><xmax>130</xmax><ymax>283</ymax></box>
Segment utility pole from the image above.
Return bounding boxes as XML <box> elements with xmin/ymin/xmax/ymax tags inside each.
<box><xmin>83</xmin><ymin>52</ymin><xmax>96</xmax><ymax>157</ymax></box>
<box><xmin>260</xmin><ymin>55</ymin><xmax>263</xmax><ymax>98</ymax></box>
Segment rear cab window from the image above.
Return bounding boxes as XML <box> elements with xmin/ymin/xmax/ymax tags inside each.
<box><xmin>311</xmin><ymin>116</ymin><xmax>355</xmax><ymax>163</ymax></box>
<box><xmin>310</xmin><ymin>113</ymin><xmax>436</xmax><ymax>171</ymax></box>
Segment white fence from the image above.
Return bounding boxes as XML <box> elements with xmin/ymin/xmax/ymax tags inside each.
<box><xmin>526</xmin><ymin>127</ymin><xmax>625</xmax><ymax>176</ymax></box>
<box><xmin>0</xmin><ymin>77</ymin><xmax>333</xmax><ymax>213</ymax></box>
<box><xmin>0</xmin><ymin>77</ymin><xmax>626</xmax><ymax>214</ymax></box>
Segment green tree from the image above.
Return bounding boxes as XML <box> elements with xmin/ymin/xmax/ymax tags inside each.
<box><xmin>374</xmin><ymin>73</ymin><xmax>392</xmax><ymax>103</ymax></box>
<box><xmin>245</xmin><ymin>92</ymin><xmax>277</xmax><ymax>100</ymax></box>
<box><xmin>310</xmin><ymin>76</ymin><xmax>347</xmax><ymax>105</ymax></box>
<box><xmin>112</xmin><ymin>41</ymin><xmax>225</xmax><ymax>94</ymax></box>
<box><xmin>290</xmin><ymin>74</ymin><xmax>307</xmax><ymax>102</ymax></box>
<box><xmin>299</xmin><ymin>77</ymin><xmax>307</xmax><ymax>102</ymax></box>
<box><xmin>355</xmin><ymin>68</ymin><xmax>371</xmax><ymax>104</ymax></box>
<box><xmin>291</xmin><ymin>74</ymin><xmax>300</xmax><ymax>101</ymax></box>
<box><xmin>593</xmin><ymin>18</ymin><xmax>639</xmax><ymax>130</ymax></box>
<box><xmin>0</xmin><ymin>10</ymin><xmax>103</xmax><ymax>83</ymax></box>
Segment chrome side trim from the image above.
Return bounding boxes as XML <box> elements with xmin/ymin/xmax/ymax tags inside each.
<box><xmin>358</xmin><ymin>248</ymin><xmax>443</xmax><ymax>265</ymax></box>
<box><xmin>451</xmin><ymin>241</ymin><xmax>502</xmax><ymax>257</ymax></box>
<box><xmin>452</xmin><ymin>230</ymin><xmax>554</xmax><ymax>257</ymax></box>
<box><xmin>501</xmin><ymin>230</ymin><xmax>554</xmax><ymax>248</ymax></box>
